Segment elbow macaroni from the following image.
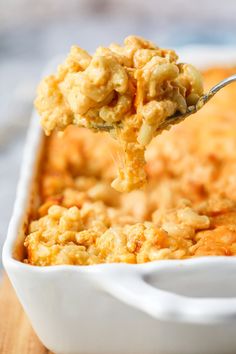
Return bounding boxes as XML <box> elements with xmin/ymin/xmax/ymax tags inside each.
<box><xmin>35</xmin><ymin>36</ymin><xmax>203</xmax><ymax>192</ymax></box>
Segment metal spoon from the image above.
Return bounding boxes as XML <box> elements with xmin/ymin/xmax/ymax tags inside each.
<box><xmin>93</xmin><ymin>74</ymin><xmax>236</xmax><ymax>133</ymax></box>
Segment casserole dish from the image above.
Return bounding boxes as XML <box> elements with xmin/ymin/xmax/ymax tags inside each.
<box><xmin>3</xmin><ymin>46</ymin><xmax>236</xmax><ymax>354</ymax></box>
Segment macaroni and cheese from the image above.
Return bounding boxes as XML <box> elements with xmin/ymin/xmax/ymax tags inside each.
<box><xmin>35</xmin><ymin>36</ymin><xmax>203</xmax><ymax>192</ymax></box>
<box><xmin>24</xmin><ymin>66</ymin><xmax>236</xmax><ymax>266</ymax></box>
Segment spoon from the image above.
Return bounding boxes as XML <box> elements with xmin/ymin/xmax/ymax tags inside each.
<box><xmin>93</xmin><ymin>74</ymin><xmax>236</xmax><ymax>133</ymax></box>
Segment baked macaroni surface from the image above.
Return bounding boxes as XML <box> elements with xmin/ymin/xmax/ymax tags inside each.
<box><xmin>35</xmin><ymin>36</ymin><xmax>203</xmax><ymax>192</ymax></box>
<box><xmin>25</xmin><ymin>67</ymin><xmax>236</xmax><ymax>266</ymax></box>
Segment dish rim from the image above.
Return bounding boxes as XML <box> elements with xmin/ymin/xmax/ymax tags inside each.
<box><xmin>3</xmin><ymin>45</ymin><xmax>236</xmax><ymax>325</ymax></box>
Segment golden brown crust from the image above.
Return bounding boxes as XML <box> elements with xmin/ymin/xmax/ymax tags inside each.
<box><xmin>24</xmin><ymin>66</ymin><xmax>236</xmax><ymax>265</ymax></box>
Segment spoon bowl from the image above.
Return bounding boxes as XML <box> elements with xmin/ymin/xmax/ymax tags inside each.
<box><xmin>93</xmin><ymin>74</ymin><xmax>236</xmax><ymax>133</ymax></box>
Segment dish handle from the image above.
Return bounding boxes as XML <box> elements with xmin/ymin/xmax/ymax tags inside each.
<box><xmin>101</xmin><ymin>268</ymin><xmax>236</xmax><ymax>324</ymax></box>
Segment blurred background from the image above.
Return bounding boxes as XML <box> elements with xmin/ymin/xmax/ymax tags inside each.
<box><xmin>0</xmin><ymin>0</ymin><xmax>236</xmax><ymax>266</ymax></box>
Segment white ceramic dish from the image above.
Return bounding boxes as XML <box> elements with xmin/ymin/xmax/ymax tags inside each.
<box><xmin>3</xmin><ymin>46</ymin><xmax>236</xmax><ymax>354</ymax></box>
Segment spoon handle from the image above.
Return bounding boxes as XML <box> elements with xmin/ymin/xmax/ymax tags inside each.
<box><xmin>195</xmin><ymin>73</ymin><xmax>236</xmax><ymax>109</ymax></box>
<box><xmin>157</xmin><ymin>73</ymin><xmax>236</xmax><ymax>133</ymax></box>
<box><xmin>209</xmin><ymin>74</ymin><xmax>236</xmax><ymax>96</ymax></box>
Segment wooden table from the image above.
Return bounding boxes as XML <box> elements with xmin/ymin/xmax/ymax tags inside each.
<box><xmin>0</xmin><ymin>273</ymin><xmax>52</xmax><ymax>354</ymax></box>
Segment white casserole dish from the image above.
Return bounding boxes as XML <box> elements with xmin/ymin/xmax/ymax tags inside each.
<box><xmin>3</xmin><ymin>46</ymin><xmax>236</xmax><ymax>354</ymax></box>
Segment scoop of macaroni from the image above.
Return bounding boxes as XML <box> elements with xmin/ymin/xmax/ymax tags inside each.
<box><xmin>35</xmin><ymin>36</ymin><xmax>203</xmax><ymax>192</ymax></box>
